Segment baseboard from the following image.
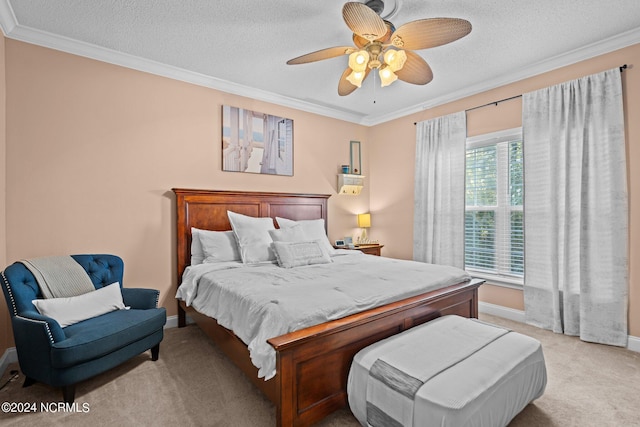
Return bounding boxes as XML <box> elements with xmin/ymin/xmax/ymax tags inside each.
<box><xmin>627</xmin><ymin>335</ymin><xmax>640</xmax><ymax>352</ymax></box>
<box><xmin>164</xmin><ymin>314</ymin><xmax>194</xmax><ymax>329</ymax></box>
<box><xmin>0</xmin><ymin>347</ymin><xmax>18</xmax><ymax>377</ymax></box>
<box><xmin>479</xmin><ymin>301</ymin><xmax>640</xmax><ymax>353</ymax></box>
<box><xmin>479</xmin><ymin>301</ymin><xmax>526</xmax><ymax>323</ymax></box>
<box><xmin>165</xmin><ymin>314</ymin><xmax>179</xmax><ymax>329</ymax></box>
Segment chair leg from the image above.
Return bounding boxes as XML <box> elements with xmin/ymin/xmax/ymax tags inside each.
<box><xmin>62</xmin><ymin>384</ymin><xmax>75</xmax><ymax>404</ymax></box>
<box><xmin>151</xmin><ymin>343</ymin><xmax>160</xmax><ymax>361</ymax></box>
<box><xmin>23</xmin><ymin>376</ymin><xmax>36</xmax><ymax>388</ymax></box>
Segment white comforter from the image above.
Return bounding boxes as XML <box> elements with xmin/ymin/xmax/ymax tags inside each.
<box><xmin>176</xmin><ymin>252</ymin><xmax>470</xmax><ymax>380</ymax></box>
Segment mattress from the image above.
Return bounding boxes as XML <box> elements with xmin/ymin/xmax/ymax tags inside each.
<box><xmin>348</xmin><ymin>315</ymin><xmax>547</xmax><ymax>427</ymax></box>
<box><xmin>176</xmin><ymin>252</ymin><xmax>471</xmax><ymax>380</ymax></box>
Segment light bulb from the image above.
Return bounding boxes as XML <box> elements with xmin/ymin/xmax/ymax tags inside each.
<box><xmin>379</xmin><ymin>66</ymin><xmax>397</xmax><ymax>87</ymax></box>
<box><xmin>348</xmin><ymin>50</ymin><xmax>369</xmax><ymax>72</ymax></box>
<box><xmin>383</xmin><ymin>49</ymin><xmax>407</xmax><ymax>72</ymax></box>
<box><xmin>346</xmin><ymin>70</ymin><xmax>365</xmax><ymax>87</ymax></box>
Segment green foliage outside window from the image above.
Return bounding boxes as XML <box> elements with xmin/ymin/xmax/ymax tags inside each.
<box><xmin>465</xmin><ymin>139</ymin><xmax>524</xmax><ymax>278</ymax></box>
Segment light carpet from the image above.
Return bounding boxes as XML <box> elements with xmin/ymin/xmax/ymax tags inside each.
<box><xmin>1</xmin><ymin>313</ymin><xmax>639</xmax><ymax>426</ymax></box>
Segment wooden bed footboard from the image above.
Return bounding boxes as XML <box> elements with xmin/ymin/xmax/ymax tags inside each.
<box><xmin>268</xmin><ymin>280</ymin><xmax>479</xmax><ymax>426</ymax></box>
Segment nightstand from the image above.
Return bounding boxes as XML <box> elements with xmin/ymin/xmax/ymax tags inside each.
<box><xmin>335</xmin><ymin>244</ymin><xmax>383</xmax><ymax>256</ymax></box>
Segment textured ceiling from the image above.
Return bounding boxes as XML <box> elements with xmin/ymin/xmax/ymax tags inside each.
<box><xmin>1</xmin><ymin>0</ymin><xmax>640</xmax><ymax>125</ymax></box>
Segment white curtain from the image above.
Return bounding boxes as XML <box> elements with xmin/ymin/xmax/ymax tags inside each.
<box><xmin>413</xmin><ymin>111</ymin><xmax>466</xmax><ymax>268</ymax></box>
<box><xmin>522</xmin><ymin>68</ymin><xmax>628</xmax><ymax>346</ymax></box>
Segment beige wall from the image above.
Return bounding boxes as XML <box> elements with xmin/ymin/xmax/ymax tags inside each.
<box><xmin>0</xmin><ymin>35</ymin><xmax>11</xmax><ymax>353</ymax></box>
<box><xmin>0</xmin><ymin>39</ymin><xmax>370</xmax><ymax>353</ymax></box>
<box><xmin>369</xmin><ymin>43</ymin><xmax>640</xmax><ymax>336</ymax></box>
<box><xmin>1</xmin><ymin>35</ymin><xmax>638</xmax><ymax>356</ymax></box>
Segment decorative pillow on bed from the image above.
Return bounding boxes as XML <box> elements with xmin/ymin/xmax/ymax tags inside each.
<box><xmin>268</xmin><ymin>224</ymin><xmax>307</xmax><ymax>243</ymax></box>
<box><xmin>32</xmin><ymin>282</ymin><xmax>127</xmax><ymax>328</ymax></box>
<box><xmin>190</xmin><ymin>227</ymin><xmax>205</xmax><ymax>265</ymax></box>
<box><xmin>275</xmin><ymin>217</ymin><xmax>336</xmax><ymax>255</ymax></box>
<box><xmin>198</xmin><ymin>229</ymin><xmax>241</xmax><ymax>263</ymax></box>
<box><xmin>228</xmin><ymin>211</ymin><xmax>276</xmax><ymax>264</ymax></box>
<box><xmin>271</xmin><ymin>240</ymin><xmax>332</xmax><ymax>268</ymax></box>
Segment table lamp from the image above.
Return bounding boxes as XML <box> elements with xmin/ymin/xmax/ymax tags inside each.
<box><xmin>357</xmin><ymin>213</ymin><xmax>371</xmax><ymax>244</ymax></box>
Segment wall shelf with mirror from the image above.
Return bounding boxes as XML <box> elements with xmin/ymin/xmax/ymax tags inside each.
<box><xmin>337</xmin><ymin>174</ymin><xmax>365</xmax><ymax>195</ymax></box>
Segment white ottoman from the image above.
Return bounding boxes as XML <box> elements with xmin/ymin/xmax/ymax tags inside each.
<box><xmin>347</xmin><ymin>315</ymin><xmax>547</xmax><ymax>427</ymax></box>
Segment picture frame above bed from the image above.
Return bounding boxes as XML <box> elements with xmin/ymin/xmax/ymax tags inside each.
<box><xmin>222</xmin><ymin>105</ymin><xmax>294</xmax><ymax>176</ymax></box>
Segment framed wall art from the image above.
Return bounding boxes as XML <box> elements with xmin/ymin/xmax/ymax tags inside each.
<box><xmin>222</xmin><ymin>105</ymin><xmax>294</xmax><ymax>176</ymax></box>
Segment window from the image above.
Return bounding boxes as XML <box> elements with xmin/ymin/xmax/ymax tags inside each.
<box><xmin>465</xmin><ymin>128</ymin><xmax>523</xmax><ymax>285</ymax></box>
<box><xmin>277</xmin><ymin>119</ymin><xmax>287</xmax><ymax>160</ymax></box>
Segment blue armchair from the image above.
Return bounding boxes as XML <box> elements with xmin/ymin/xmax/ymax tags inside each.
<box><xmin>0</xmin><ymin>254</ymin><xmax>166</xmax><ymax>403</ymax></box>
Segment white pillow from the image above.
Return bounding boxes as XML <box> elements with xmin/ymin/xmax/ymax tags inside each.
<box><xmin>268</xmin><ymin>224</ymin><xmax>307</xmax><ymax>243</ymax></box>
<box><xmin>276</xmin><ymin>217</ymin><xmax>336</xmax><ymax>255</ymax></box>
<box><xmin>32</xmin><ymin>282</ymin><xmax>126</xmax><ymax>328</ymax></box>
<box><xmin>198</xmin><ymin>229</ymin><xmax>241</xmax><ymax>263</ymax></box>
<box><xmin>228</xmin><ymin>211</ymin><xmax>276</xmax><ymax>264</ymax></box>
<box><xmin>272</xmin><ymin>240</ymin><xmax>332</xmax><ymax>268</ymax></box>
<box><xmin>191</xmin><ymin>227</ymin><xmax>205</xmax><ymax>265</ymax></box>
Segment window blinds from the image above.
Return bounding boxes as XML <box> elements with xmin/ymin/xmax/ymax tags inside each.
<box><xmin>465</xmin><ymin>128</ymin><xmax>523</xmax><ymax>279</ymax></box>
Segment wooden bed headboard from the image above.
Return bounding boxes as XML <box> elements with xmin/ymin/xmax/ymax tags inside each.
<box><xmin>172</xmin><ymin>188</ymin><xmax>330</xmax><ymax>284</ymax></box>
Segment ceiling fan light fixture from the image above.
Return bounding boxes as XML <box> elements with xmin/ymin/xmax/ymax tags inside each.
<box><xmin>346</xmin><ymin>70</ymin><xmax>366</xmax><ymax>87</ymax></box>
<box><xmin>383</xmin><ymin>49</ymin><xmax>407</xmax><ymax>71</ymax></box>
<box><xmin>348</xmin><ymin>50</ymin><xmax>370</xmax><ymax>72</ymax></box>
<box><xmin>379</xmin><ymin>66</ymin><xmax>398</xmax><ymax>87</ymax></box>
<box><xmin>288</xmin><ymin>2</ymin><xmax>471</xmax><ymax>96</ymax></box>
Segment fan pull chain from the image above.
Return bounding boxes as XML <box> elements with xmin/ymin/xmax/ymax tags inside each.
<box><xmin>373</xmin><ymin>71</ymin><xmax>377</xmax><ymax>104</ymax></box>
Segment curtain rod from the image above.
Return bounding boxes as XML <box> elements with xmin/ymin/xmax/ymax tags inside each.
<box><xmin>414</xmin><ymin>64</ymin><xmax>628</xmax><ymax>124</ymax></box>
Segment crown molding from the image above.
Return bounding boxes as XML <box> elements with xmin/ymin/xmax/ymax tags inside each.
<box><xmin>0</xmin><ymin>0</ymin><xmax>16</xmax><ymax>35</ymax></box>
<box><xmin>0</xmin><ymin>1</ymin><xmax>367</xmax><ymax>125</ymax></box>
<box><xmin>363</xmin><ymin>26</ymin><xmax>640</xmax><ymax>126</ymax></box>
<box><xmin>1</xmin><ymin>0</ymin><xmax>638</xmax><ymax>128</ymax></box>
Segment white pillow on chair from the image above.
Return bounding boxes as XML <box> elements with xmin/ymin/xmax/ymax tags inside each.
<box><xmin>32</xmin><ymin>282</ymin><xmax>126</xmax><ymax>328</ymax></box>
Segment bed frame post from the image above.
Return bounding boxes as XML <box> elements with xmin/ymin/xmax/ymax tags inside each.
<box><xmin>275</xmin><ymin>352</ymin><xmax>294</xmax><ymax>426</ymax></box>
<box><xmin>178</xmin><ymin>304</ymin><xmax>187</xmax><ymax>327</ymax></box>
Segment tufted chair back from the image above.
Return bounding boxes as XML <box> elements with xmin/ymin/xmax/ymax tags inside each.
<box><xmin>1</xmin><ymin>254</ymin><xmax>124</xmax><ymax>317</ymax></box>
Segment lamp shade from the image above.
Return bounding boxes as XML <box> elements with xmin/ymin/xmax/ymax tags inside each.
<box><xmin>379</xmin><ymin>66</ymin><xmax>398</xmax><ymax>87</ymax></box>
<box><xmin>383</xmin><ymin>49</ymin><xmax>407</xmax><ymax>72</ymax></box>
<box><xmin>346</xmin><ymin>70</ymin><xmax>366</xmax><ymax>87</ymax></box>
<box><xmin>357</xmin><ymin>213</ymin><xmax>371</xmax><ymax>228</ymax></box>
<box><xmin>348</xmin><ymin>50</ymin><xmax>369</xmax><ymax>72</ymax></box>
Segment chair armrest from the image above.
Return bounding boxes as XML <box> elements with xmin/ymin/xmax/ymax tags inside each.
<box><xmin>121</xmin><ymin>288</ymin><xmax>159</xmax><ymax>310</ymax></box>
<box><xmin>13</xmin><ymin>311</ymin><xmax>65</xmax><ymax>344</ymax></box>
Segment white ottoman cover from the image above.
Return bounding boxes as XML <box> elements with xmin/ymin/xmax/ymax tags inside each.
<box><xmin>347</xmin><ymin>315</ymin><xmax>547</xmax><ymax>427</ymax></box>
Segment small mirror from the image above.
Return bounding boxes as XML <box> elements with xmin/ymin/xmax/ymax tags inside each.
<box><xmin>350</xmin><ymin>141</ymin><xmax>361</xmax><ymax>175</ymax></box>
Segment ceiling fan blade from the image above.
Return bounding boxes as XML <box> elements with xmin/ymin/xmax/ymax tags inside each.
<box><xmin>395</xmin><ymin>51</ymin><xmax>433</xmax><ymax>85</ymax></box>
<box><xmin>343</xmin><ymin>2</ymin><xmax>387</xmax><ymax>41</ymax></box>
<box><xmin>338</xmin><ymin>67</ymin><xmax>371</xmax><ymax>96</ymax></box>
<box><xmin>352</xmin><ymin>34</ymin><xmax>369</xmax><ymax>49</ymax></box>
<box><xmin>390</xmin><ymin>18</ymin><xmax>471</xmax><ymax>50</ymax></box>
<box><xmin>287</xmin><ymin>46</ymin><xmax>355</xmax><ymax>65</ymax></box>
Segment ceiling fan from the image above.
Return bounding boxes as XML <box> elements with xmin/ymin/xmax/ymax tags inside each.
<box><xmin>286</xmin><ymin>1</ymin><xmax>472</xmax><ymax>96</ymax></box>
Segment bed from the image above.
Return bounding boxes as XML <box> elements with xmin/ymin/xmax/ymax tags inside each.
<box><xmin>173</xmin><ymin>188</ymin><xmax>482</xmax><ymax>427</ymax></box>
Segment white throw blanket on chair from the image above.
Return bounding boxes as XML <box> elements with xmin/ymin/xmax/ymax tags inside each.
<box><xmin>21</xmin><ymin>256</ymin><xmax>96</xmax><ymax>298</ymax></box>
